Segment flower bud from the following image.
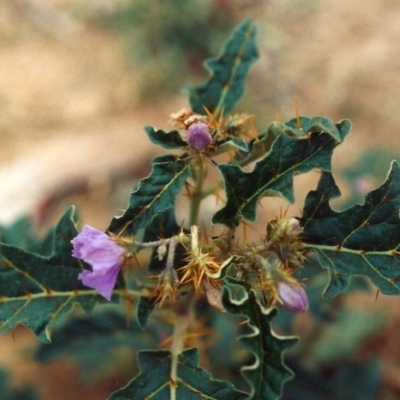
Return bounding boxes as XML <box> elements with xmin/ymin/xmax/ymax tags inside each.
<box><xmin>287</xmin><ymin>217</ymin><xmax>301</xmax><ymax>232</ymax></box>
<box><xmin>187</xmin><ymin>122</ymin><xmax>212</xmax><ymax>150</ymax></box>
<box><xmin>277</xmin><ymin>281</ymin><xmax>308</xmax><ymax>313</ymax></box>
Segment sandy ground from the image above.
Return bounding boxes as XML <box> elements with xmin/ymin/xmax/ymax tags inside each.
<box><xmin>2</xmin><ymin>0</ymin><xmax>400</xmax><ymax>398</ymax></box>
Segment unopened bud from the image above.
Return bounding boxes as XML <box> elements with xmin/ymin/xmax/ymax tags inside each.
<box><xmin>187</xmin><ymin>122</ymin><xmax>212</xmax><ymax>150</ymax></box>
<box><xmin>287</xmin><ymin>218</ymin><xmax>301</xmax><ymax>232</ymax></box>
<box><xmin>277</xmin><ymin>281</ymin><xmax>308</xmax><ymax>313</ymax></box>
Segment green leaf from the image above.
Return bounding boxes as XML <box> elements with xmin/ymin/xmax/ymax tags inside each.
<box><xmin>301</xmin><ymin>161</ymin><xmax>400</xmax><ymax>297</ymax></box>
<box><xmin>35</xmin><ymin>310</ymin><xmax>165</xmax><ymax>380</ymax></box>
<box><xmin>222</xmin><ymin>285</ymin><xmax>297</xmax><ymax>400</ymax></box>
<box><xmin>0</xmin><ymin>207</ymin><xmax>107</xmax><ymax>342</ymax></box>
<box><xmin>240</xmin><ymin>116</ymin><xmax>345</xmax><ymax>167</ymax></box>
<box><xmin>0</xmin><ymin>368</ymin><xmax>38</xmax><ymax>400</ymax></box>
<box><xmin>136</xmin><ymin>295</ymin><xmax>157</xmax><ymax>329</ymax></box>
<box><xmin>108</xmin><ymin>348</ymin><xmax>247</xmax><ymax>400</ymax></box>
<box><xmin>143</xmin><ymin>208</ymin><xmax>183</xmax><ymax>250</ymax></box>
<box><xmin>145</xmin><ymin>126</ymin><xmax>187</xmax><ymax>149</ymax></box>
<box><xmin>215</xmin><ymin>136</ymin><xmax>249</xmax><ymax>154</ymax></box>
<box><xmin>268</xmin><ymin>116</ymin><xmax>344</xmax><ymax>142</ymax></box>
<box><xmin>108</xmin><ymin>156</ymin><xmax>191</xmax><ymax>234</ymax></box>
<box><xmin>213</xmin><ymin>118</ymin><xmax>351</xmax><ymax>227</ymax></box>
<box><xmin>187</xmin><ymin>19</ymin><xmax>259</xmax><ymax>117</ymax></box>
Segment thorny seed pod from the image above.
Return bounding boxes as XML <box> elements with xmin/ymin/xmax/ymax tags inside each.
<box><xmin>152</xmin><ymin>268</ymin><xmax>180</xmax><ymax>306</ymax></box>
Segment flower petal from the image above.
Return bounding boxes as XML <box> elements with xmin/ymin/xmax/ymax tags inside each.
<box><xmin>71</xmin><ymin>225</ymin><xmax>125</xmax><ymax>300</ymax></box>
<box><xmin>78</xmin><ymin>264</ymin><xmax>120</xmax><ymax>301</ymax></box>
<box><xmin>71</xmin><ymin>225</ymin><xmax>124</xmax><ymax>268</ymax></box>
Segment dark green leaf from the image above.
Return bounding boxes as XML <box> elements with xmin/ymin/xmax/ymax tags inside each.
<box><xmin>187</xmin><ymin>19</ymin><xmax>259</xmax><ymax>117</ymax></box>
<box><xmin>240</xmin><ymin>116</ymin><xmax>345</xmax><ymax>166</ymax></box>
<box><xmin>213</xmin><ymin>118</ymin><xmax>351</xmax><ymax>227</ymax></box>
<box><xmin>301</xmin><ymin>161</ymin><xmax>400</xmax><ymax>297</ymax></box>
<box><xmin>143</xmin><ymin>208</ymin><xmax>182</xmax><ymax>247</ymax></box>
<box><xmin>144</xmin><ymin>126</ymin><xmax>187</xmax><ymax>149</ymax></box>
<box><xmin>222</xmin><ymin>285</ymin><xmax>297</xmax><ymax>400</ymax></box>
<box><xmin>35</xmin><ymin>310</ymin><xmax>165</xmax><ymax>380</ymax></box>
<box><xmin>268</xmin><ymin>116</ymin><xmax>343</xmax><ymax>142</ymax></box>
<box><xmin>0</xmin><ymin>207</ymin><xmax>108</xmax><ymax>342</ymax></box>
<box><xmin>215</xmin><ymin>136</ymin><xmax>249</xmax><ymax>154</ymax></box>
<box><xmin>137</xmin><ymin>295</ymin><xmax>157</xmax><ymax>329</ymax></box>
<box><xmin>108</xmin><ymin>348</ymin><xmax>247</xmax><ymax>400</ymax></box>
<box><xmin>108</xmin><ymin>157</ymin><xmax>191</xmax><ymax>234</ymax></box>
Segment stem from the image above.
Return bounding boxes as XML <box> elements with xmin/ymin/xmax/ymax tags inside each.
<box><xmin>189</xmin><ymin>159</ymin><xmax>206</xmax><ymax>226</ymax></box>
<box><xmin>125</xmin><ymin>233</ymin><xmax>190</xmax><ymax>254</ymax></box>
<box><xmin>113</xmin><ymin>288</ymin><xmax>142</xmax><ymax>298</ymax></box>
<box><xmin>165</xmin><ymin>236</ymin><xmax>178</xmax><ymax>272</ymax></box>
<box><xmin>170</xmin><ymin>295</ymin><xmax>193</xmax><ymax>399</ymax></box>
<box><xmin>200</xmin><ymin>179</ymin><xmax>223</xmax><ymax>200</ymax></box>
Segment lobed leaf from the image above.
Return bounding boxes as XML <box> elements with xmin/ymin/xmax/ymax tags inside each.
<box><xmin>268</xmin><ymin>116</ymin><xmax>343</xmax><ymax>142</ymax></box>
<box><xmin>222</xmin><ymin>284</ymin><xmax>297</xmax><ymax>400</ymax></box>
<box><xmin>187</xmin><ymin>19</ymin><xmax>259</xmax><ymax>117</ymax></box>
<box><xmin>108</xmin><ymin>348</ymin><xmax>247</xmax><ymax>400</ymax></box>
<box><xmin>215</xmin><ymin>136</ymin><xmax>249</xmax><ymax>154</ymax></box>
<box><xmin>240</xmin><ymin>116</ymin><xmax>344</xmax><ymax>167</ymax></box>
<box><xmin>301</xmin><ymin>161</ymin><xmax>400</xmax><ymax>297</ymax></box>
<box><xmin>0</xmin><ymin>207</ymin><xmax>109</xmax><ymax>342</ymax></box>
<box><xmin>145</xmin><ymin>126</ymin><xmax>187</xmax><ymax>149</ymax></box>
<box><xmin>213</xmin><ymin>118</ymin><xmax>351</xmax><ymax>227</ymax></box>
<box><xmin>136</xmin><ymin>295</ymin><xmax>157</xmax><ymax>329</ymax></box>
<box><xmin>108</xmin><ymin>156</ymin><xmax>191</xmax><ymax>234</ymax></box>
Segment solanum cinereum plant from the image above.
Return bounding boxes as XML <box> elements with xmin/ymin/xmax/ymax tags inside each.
<box><xmin>1</xmin><ymin>19</ymin><xmax>399</xmax><ymax>399</ymax></box>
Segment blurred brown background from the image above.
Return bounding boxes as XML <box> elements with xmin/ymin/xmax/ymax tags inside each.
<box><xmin>1</xmin><ymin>0</ymin><xmax>400</xmax><ymax>399</ymax></box>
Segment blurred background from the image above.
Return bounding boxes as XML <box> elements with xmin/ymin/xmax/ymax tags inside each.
<box><xmin>1</xmin><ymin>0</ymin><xmax>400</xmax><ymax>399</ymax></box>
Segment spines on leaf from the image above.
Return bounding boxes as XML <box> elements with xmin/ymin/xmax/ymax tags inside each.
<box><xmin>301</xmin><ymin>161</ymin><xmax>400</xmax><ymax>297</ymax></box>
<box><xmin>144</xmin><ymin>126</ymin><xmax>187</xmax><ymax>149</ymax></box>
<box><xmin>213</xmin><ymin>117</ymin><xmax>351</xmax><ymax>227</ymax></box>
<box><xmin>108</xmin><ymin>156</ymin><xmax>191</xmax><ymax>235</ymax></box>
<box><xmin>222</xmin><ymin>284</ymin><xmax>297</xmax><ymax>400</ymax></box>
<box><xmin>0</xmin><ymin>207</ymin><xmax>108</xmax><ymax>342</ymax></box>
<box><xmin>187</xmin><ymin>19</ymin><xmax>259</xmax><ymax>117</ymax></box>
<box><xmin>108</xmin><ymin>348</ymin><xmax>247</xmax><ymax>400</ymax></box>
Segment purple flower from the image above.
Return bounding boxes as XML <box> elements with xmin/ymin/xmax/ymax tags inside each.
<box><xmin>277</xmin><ymin>281</ymin><xmax>308</xmax><ymax>313</ymax></box>
<box><xmin>187</xmin><ymin>122</ymin><xmax>212</xmax><ymax>149</ymax></box>
<box><xmin>71</xmin><ymin>225</ymin><xmax>125</xmax><ymax>300</ymax></box>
